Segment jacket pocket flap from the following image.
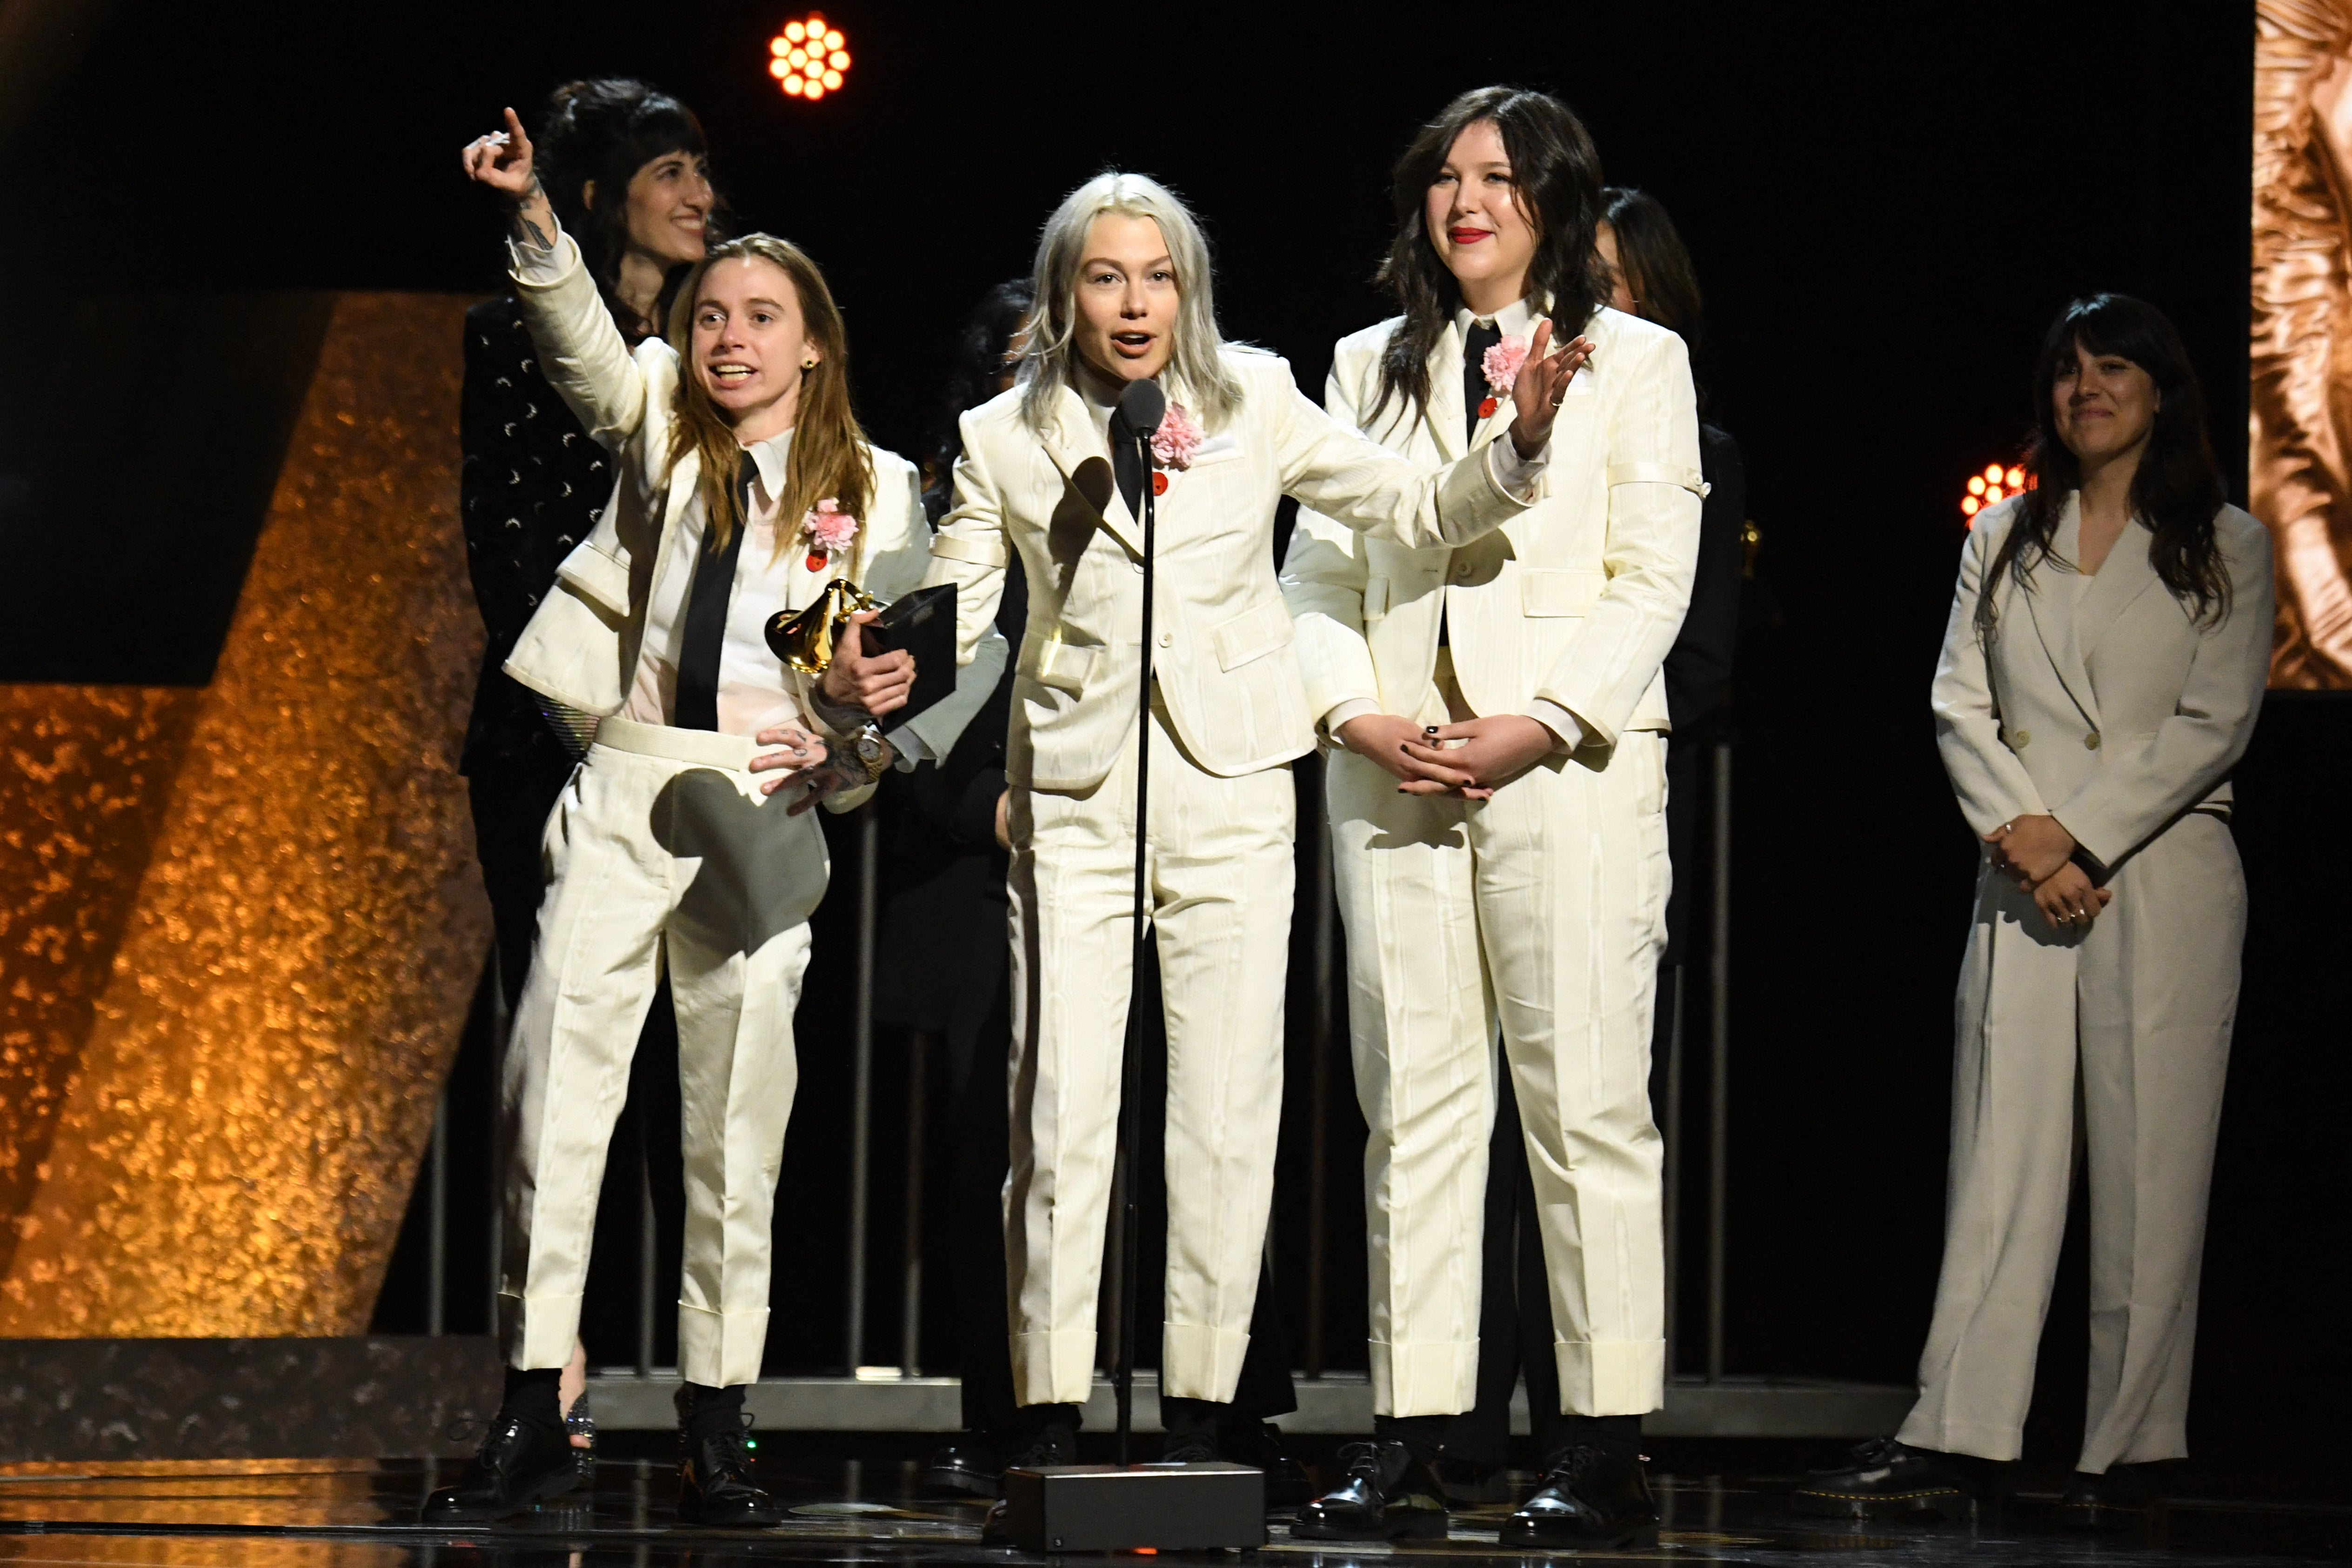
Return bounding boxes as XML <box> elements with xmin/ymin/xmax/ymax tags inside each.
<box><xmin>1520</xmin><ymin>567</ymin><xmax>1608</xmax><ymax>617</ymax></box>
<box><xmin>1213</xmin><ymin>598</ymin><xmax>1296</xmax><ymax>672</ymax></box>
<box><xmin>555</xmin><ymin>541</ymin><xmax>631</xmax><ymax>616</ymax></box>
<box><xmin>1020</xmin><ymin>635</ymin><xmax>1096</xmax><ymax>694</ymax></box>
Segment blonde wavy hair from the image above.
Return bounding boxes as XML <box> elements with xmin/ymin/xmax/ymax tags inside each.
<box><xmin>665</xmin><ymin>233</ymin><xmax>874</xmax><ymax>564</ymax></box>
<box><xmin>1016</xmin><ymin>171</ymin><xmax>1245</xmax><ymax>433</ymax></box>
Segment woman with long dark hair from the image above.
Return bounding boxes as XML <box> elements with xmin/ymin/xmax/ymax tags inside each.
<box><xmin>1799</xmin><ymin>294</ymin><xmax>2272</xmax><ymax>1521</ymax></box>
<box><xmin>431</xmin><ymin>110</ymin><xmax>1002</xmax><ymax>1526</ymax></box>
<box><xmin>1282</xmin><ymin>87</ymin><xmax>1702</xmax><ymax>1549</ymax></box>
<box><xmin>455</xmin><ymin>76</ymin><xmax>717</xmax><ymax>1482</ymax></box>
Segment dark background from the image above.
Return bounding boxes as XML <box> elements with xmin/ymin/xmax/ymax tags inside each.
<box><xmin>3</xmin><ymin>0</ymin><xmax>2343</xmax><ymax>1486</ymax></box>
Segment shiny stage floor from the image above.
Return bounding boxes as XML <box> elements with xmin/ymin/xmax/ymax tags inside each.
<box><xmin>1</xmin><ymin>1442</ymin><xmax>2348</xmax><ymax>1567</ymax></box>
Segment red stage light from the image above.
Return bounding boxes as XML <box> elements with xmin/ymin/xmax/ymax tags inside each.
<box><xmin>769</xmin><ymin>13</ymin><xmax>851</xmax><ymax>99</ymax></box>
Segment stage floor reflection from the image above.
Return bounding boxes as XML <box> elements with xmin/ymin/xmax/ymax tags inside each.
<box><xmin>0</xmin><ymin>1446</ymin><xmax>2347</xmax><ymax>1566</ymax></box>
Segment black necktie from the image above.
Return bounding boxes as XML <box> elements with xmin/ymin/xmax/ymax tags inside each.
<box><xmin>1109</xmin><ymin>407</ymin><xmax>1150</xmax><ymax>520</ymax></box>
<box><xmin>675</xmin><ymin>452</ymin><xmax>757</xmax><ymax>732</ymax></box>
<box><xmin>1464</xmin><ymin>319</ymin><xmax>1502</xmax><ymax>447</ymax></box>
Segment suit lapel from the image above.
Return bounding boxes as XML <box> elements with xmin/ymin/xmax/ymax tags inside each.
<box><xmin>2075</xmin><ymin>518</ymin><xmax>2162</xmax><ymax>664</ymax></box>
<box><xmin>2018</xmin><ymin>494</ymin><xmax>2098</xmax><ymax>723</ymax></box>
<box><xmin>1037</xmin><ymin>386</ymin><xmax>1145</xmax><ymax>558</ymax></box>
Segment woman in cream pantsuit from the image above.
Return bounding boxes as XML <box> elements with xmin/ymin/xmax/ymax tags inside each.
<box><xmin>1800</xmin><ymin>294</ymin><xmax>2273</xmax><ymax>1521</ymax></box>
<box><xmin>1285</xmin><ymin>89</ymin><xmax>1703</xmax><ymax>1551</ymax></box>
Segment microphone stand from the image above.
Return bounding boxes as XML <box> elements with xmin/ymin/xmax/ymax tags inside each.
<box><xmin>1113</xmin><ymin>396</ymin><xmax>1159</xmax><ymax>1466</ymax></box>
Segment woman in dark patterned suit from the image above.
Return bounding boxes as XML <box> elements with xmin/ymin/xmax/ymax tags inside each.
<box><xmin>457</xmin><ymin>77</ymin><xmax>719</xmax><ymax>1474</ymax></box>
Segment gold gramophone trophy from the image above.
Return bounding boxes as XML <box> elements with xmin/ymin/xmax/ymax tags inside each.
<box><xmin>766</xmin><ymin>577</ymin><xmax>879</xmax><ymax>675</ymax></box>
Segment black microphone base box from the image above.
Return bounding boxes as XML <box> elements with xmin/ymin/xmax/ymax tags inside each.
<box><xmin>998</xmin><ymin>1461</ymin><xmax>1265</xmax><ymax>1551</ymax></box>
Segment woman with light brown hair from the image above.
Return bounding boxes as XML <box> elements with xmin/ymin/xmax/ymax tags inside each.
<box><xmin>425</xmin><ymin>109</ymin><xmax>1002</xmax><ymax>1527</ymax></box>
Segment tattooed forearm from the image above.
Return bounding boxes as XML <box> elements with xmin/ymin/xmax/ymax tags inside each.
<box><xmin>510</xmin><ymin>175</ymin><xmax>555</xmax><ymax>251</ymax></box>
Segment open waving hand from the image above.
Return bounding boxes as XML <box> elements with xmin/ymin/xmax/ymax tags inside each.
<box><xmin>1506</xmin><ymin>318</ymin><xmax>1597</xmax><ymax>460</ymax></box>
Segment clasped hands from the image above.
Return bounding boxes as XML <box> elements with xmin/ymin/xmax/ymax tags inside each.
<box><xmin>748</xmin><ymin>610</ymin><xmax>916</xmax><ymax>814</ymax></box>
<box><xmin>1986</xmin><ymin>814</ymin><xmax>2111</xmax><ymax>933</ymax></box>
<box><xmin>1337</xmin><ymin>711</ymin><xmax>1557</xmax><ymax>798</ymax></box>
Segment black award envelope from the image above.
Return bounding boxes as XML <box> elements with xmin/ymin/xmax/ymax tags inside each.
<box><xmin>862</xmin><ymin>582</ymin><xmax>957</xmax><ymax>734</ymax></box>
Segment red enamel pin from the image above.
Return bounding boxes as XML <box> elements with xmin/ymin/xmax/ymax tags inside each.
<box><xmin>1152</xmin><ymin>472</ymin><xmax>1169</xmax><ymax>496</ymax></box>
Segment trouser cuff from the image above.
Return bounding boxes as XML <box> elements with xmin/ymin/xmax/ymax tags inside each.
<box><xmin>1368</xmin><ymin>1339</ymin><xmax>1479</xmax><ymax>1418</ymax></box>
<box><xmin>1161</xmin><ymin>1324</ymin><xmax>1251</xmax><ymax>1402</ymax></box>
<box><xmin>502</xmin><ymin>1291</ymin><xmax>583</xmax><ymax>1372</ymax></box>
<box><xmin>1895</xmin><ymin>1410</ymin><xmax>2023</xmax><ymax>1463</ymax></box>
<box><xmin>1552</xmin><ymin>1338</ymin><xmax>1665</xmax><ymax>1416</ymax></box>
<box><xmin>1011</xmin><ymin>1330</ymin><xmax>1097</xmax><ymax>1406</ymax></box>
<box><xmin>678</xmin><ymin>1303</ymin><xmax>772</xmax><ymax>1390</ymax></box>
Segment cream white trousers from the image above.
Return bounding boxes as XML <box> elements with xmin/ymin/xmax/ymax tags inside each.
<box><xmin>1899</xmin><ymin>811</ymin><xmax>2242</xmax><ymax>1472</ymax></box>
<box><xmin>1004</xmin><ymin>700</ymin><xmax>1296</xmax><ymax>1406</ymax></box>
<box><xmin>500</xmin><ymin>718</ymin><xmax>828</xmax><ymax>1389</ymax></box>
<box><xmin>1329</xmin><ymin>733</ymin><xmax>1670</xmax><ymax>1420</ymax></box>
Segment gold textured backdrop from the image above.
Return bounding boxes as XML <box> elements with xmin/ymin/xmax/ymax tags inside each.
<box><xmin>0</xmin><ymin>292</ymin><xmax>490</xmax><ymax>1334</ymax></box>
<box><xmin>2254</xmin><ymin>0</ymin><xmax>2352</xmax><ymax>687</ymax></box>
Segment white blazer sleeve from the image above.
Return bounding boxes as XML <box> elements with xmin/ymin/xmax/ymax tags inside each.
<box><xmin>867</xmin><ymin>460</ymin><xmax>1005</xmax><ymax>763</ymax></box>
<box><xmin>1932</xmin><ymin>512</ymin><xmax>2051</xmax><ymax>835</ymax></box>
<box><xmin>509</xmin><ymin>225</ymin><xmax>652</xmax><ymax>453</ymax></box>
<box><xmin>1272</xmin><ymin>377</ymin><xmax>1530</xmax><ymax>552</ymax></box>
<box><xmin>1280</xmin><ymin>358</ymin><xmax>1385</xmax><ymax>729</ymax></box>
<box><xmin>1532</xmin><ymin>330</ymin><xmax>1704</xmax><ymax>746</ymax></box>
<box><xmin>2051</xmin><ymin>516</ymin><xmax>2275</xmax><ymax>867</ymax></box>
<box><xmin>920</xmin><ymin>409</ymin><xmax>1013</xmax><ymax>669</ymax></box>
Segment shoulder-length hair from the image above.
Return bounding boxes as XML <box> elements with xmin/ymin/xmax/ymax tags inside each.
<box><xmin>1601</xmin><ymin>186</ymin><xmax>1707</xmax><ymax>406</ymax></box>
<box><xmin>1978</xmin><ymin>293</ymin><xmax>2228</xmax><ymax>639</ymax></box>
<box><xmin>1015</xmin><ymin>172</ymin><xmax>1244</xmax><ymax>432</ymax></box>
<box><xmin>1366</xmin><ymin>86</ymin><xmax>1610</xmax><ymax>437</ymax></box>
<box><xmin>664</xmin><ymin>234</ymin><xmax>875</xmax><ymax>566</ymax></box>
<box><xmin>535</xmin><ymin>78</ymin><xmax>724</xmax><ymax>341</ymax></box>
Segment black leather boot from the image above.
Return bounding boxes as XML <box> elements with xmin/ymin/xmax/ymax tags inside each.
<box><xmin>675</xmin><ymin>1385</ymin><xmax>784</xmax><ymax>1528</ymax></box>
<box><xmin>919</xmin><ymin>1431</ymin><xmax>1004</xmax><ymax>1498</ymax></box>
<box><xmin>982</xmin><ymin>1404</ymin><xmax>1080</xmax><ymax>1542</ymax></box>
<box><xmin>2060</xmin><ymin>1462</ymin><xmax>2164</xmax><ymax>1521</ymax></box>
<box><xmin>1158</xmin><ymin>1396</ymin><xmax>1228</xmax><ymax>1464</ymax></box>
<box><xmin>1502</xmin><ymin>1443</ymin><xmax>1658</xmax><ymax>1548</ymax></box>
<box><xmin>421</xmin><ymin>1410</ymin><xmax>580</xmax><ymax>1523</ymax></box>
<box><xmin>1293</xmin><ymin>1440</ymin><xmax>1449</xmax><ymax>1541</ymax></box>
<box><xmin>1792</xmin><ymin>1436</ymin><xmax>1981</xmax><ymax>1520</ymax></box>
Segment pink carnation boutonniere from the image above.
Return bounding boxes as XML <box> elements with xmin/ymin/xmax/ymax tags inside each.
<box><xmin>800</xmin><ymin>498</ymin><xmax>858</xmax><ymax>571</ymax></box>
<box><xmin>1478</xmin><ymin>336</ymin><xmax>1530</xmax><ymax>420</ymax></box>
<box><xmin>1149</xmin><ymin>402</ymin><xmax>1204</xmax><ymax>492</ymax></box>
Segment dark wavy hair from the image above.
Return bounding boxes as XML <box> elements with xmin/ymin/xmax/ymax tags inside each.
<box><xmin>1978</xmin><ymin>294</ymin><xmax>2228</xmax><ymax>639</ymax></box>
<box><xmin>534</xmin><ymin>79</ymin><xmax>721</xmax><ymax>341</ymax></box>
<box><xmin>925</xmin><ymin>278</ymin><xmax>1035</xmax><ymax>514</ymax></box>
<box><xmin>1601</xmin><ymin>186</ymin><xmax>1705</xmax><ymax>403</ymax></box>
<box><xmin>1366</xmin><ymin>86</ymin><xmax>1609</xmax><ymax>437</ymax></box>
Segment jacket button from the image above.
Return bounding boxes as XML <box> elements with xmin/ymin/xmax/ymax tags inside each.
<box><xmin>1454</xmin><ymin>562</ymin><xmax>1473</xmax><ymax>580</ymax></box>
<box><xmin>2008</xmin><ymin>727</ymin><xmax>2030</xmax><ymax>748</ymax></box>
<box><xmin>1158</xmin><ymin>631</ymin><xmax>1173</xmax><ymax>648</ymax></box>
<box><xmin>2084</xmin><ymin>731</ymin><xmax>2101</xmax><ymax>750</ymax></box>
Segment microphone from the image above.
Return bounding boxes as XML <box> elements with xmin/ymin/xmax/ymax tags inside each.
<box><xmin>1116</xmin><ymin>377</ymin><xmax>1165</xmax><ymax>443</ymax></box>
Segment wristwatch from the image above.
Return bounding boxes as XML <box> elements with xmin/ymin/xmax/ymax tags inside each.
<box><xmin>850</xmin><ymin>723</ymin><xmax>891</xmax><ymax>782</ymax></box>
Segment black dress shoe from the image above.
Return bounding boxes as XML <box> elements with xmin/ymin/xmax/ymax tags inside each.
<box><xmin>2060</xmin><ymin>1463</ymin><xmax>2163</xmax><ymax>1518</ymax></box>
<box><xmin>1501</xmin><ymin>1444</ymin><xmax>1658</xmax><ymax>1549</ymax></box>
<box><xmin>421</xmin><ymin>1413</ymin><xmax>581</xmax><ymax>1523</ymax></box>
<box><xmin>565</xmin><ymin>1388</ymin><xmax>598</xmax><ymax>1490</ymax></box>
<box><xmin>1292</xmin><ymin>1440</ymin><xmax>1449</xmax><ymax>1541</ymax></box>
<box><xmin>920</xmin><ymin>1433</ymin><xmax>1004</xmax><ymax>1498</ymax></box>
<box><xmin>1791</xmin><ymin>1436</ymin><xmax>1977</xmax><ymax>1520</ymax></box>
<box><xmin>677</xmin><ymin>1421</ymin><xmax>785</xmax><ymax>1528</ymax></box>
<box><xmin>1219</xmin><ymin>1419</ymin><xmax>1314</xmax><ymax>1508</ymax></box>
<box><xmin>984</xmin><ymin>1415</ymin><xmax>1081</xmax><ymax>1541</ymax></box>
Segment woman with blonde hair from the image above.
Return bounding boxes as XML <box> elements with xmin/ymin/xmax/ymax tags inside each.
<box><xmin>427</xmin><ymin>109</ymin><xmax>1002</xmax><ymax>1526</ymax></box>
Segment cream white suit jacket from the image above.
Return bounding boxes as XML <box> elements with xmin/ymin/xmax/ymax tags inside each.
<box><xmin>497</xmin><ymin>233</ymin><xmax>1002</xmax><ymax>763</ymax></box>
<box><xmin>1281</xmin><ymin>305</ymin><xmax>1704</xmax><ymax>747</ymax></box>
<box><xmin>921</xmin><ymin>349</ymin><xmax>1537</xmax><ymax>792</ymax></box>
<box><xmin>1931</xmin><ymin>494</ymin><xmax>2274</xmax><ymax>871</ymax></box>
